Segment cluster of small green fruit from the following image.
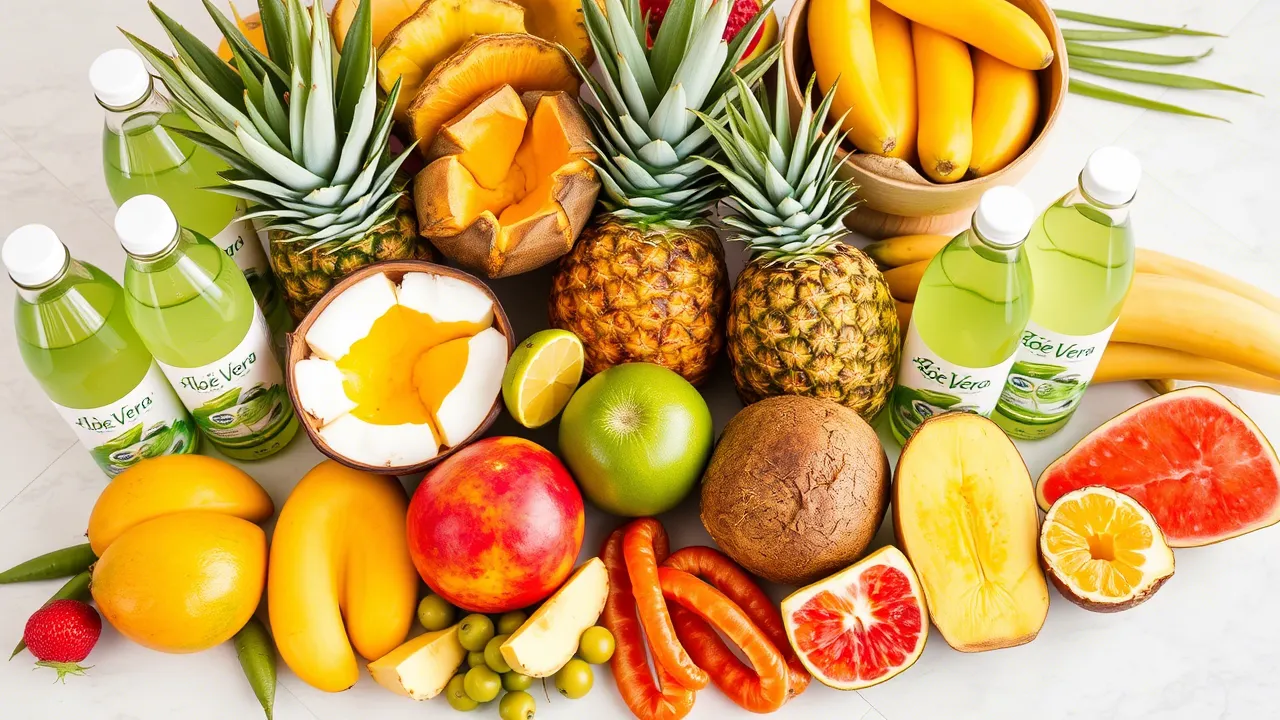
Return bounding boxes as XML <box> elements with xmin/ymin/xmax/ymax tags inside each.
<box><xmin>417</xmin><ymin>594</ymin><xmax>616</xmax><ymax>718</ymax></box>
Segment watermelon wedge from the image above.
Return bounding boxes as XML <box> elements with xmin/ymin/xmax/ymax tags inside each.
<box><xmin>1037</xmin><ymin>387</ymin><xmax>1280</xmax><ymax>547</ymax></box>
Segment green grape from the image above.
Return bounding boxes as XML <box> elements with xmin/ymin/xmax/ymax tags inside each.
<box><xmin>463</xmin><ymin>666</ymin><xmax>501</xmax><ymax>703</ymax></box>
<box><xmin>445</xmin><ymin>674</ymin><xmax>478</xmax><ymax>712</ymax></box>
<box><xmin>554</xmin><ymin>658</ymin><xmax>593</xmax><ymax>699</ymax></box>
<box><xmin>499</xmin><ymin>690</ymin><xmax>536</xmax><ymax>720</ymax></box>
<box><xmin>458</xmin><ymin>614</ymin><xmax>495</xmax><ymax>652</ymax></box>
<box><xmin>496</xmin><ymin>611</ymin><xmax>528</xmax><ymax>635</ymax></box>
<box><xmin>484</xmin><ymin>634</ymin><xmax>512</xmax><ymax>673</ymax></box>
<box><xmin>577</xmin><ymin>626</ymin><xmax>615</xmax><ymax>664</ymax></box>
<box><xmin>417</xmin><ymin>594</ymin><xmax>456</xmax><ymax>632</ymax></box>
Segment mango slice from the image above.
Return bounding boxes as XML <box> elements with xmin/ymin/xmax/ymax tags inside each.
<box><xmin>893</xmin><ymin>413</ymin><xmax>1049</xmax><ymax>652</ymax></box>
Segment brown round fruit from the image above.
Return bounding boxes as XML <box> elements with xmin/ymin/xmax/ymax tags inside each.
<box><xmin>700</xmin><ymin>396</ymin><xmax>890</xmax><ymax>585</ymax></box>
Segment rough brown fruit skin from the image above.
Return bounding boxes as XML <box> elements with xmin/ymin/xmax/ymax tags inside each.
<box><xmin>1044</xmin><ymin>563</ymin><xmax>1171</xmax><ymax>614</ymax></box>
<box><xmin>549</xmin><ymin>217</ymin><xmax>727</xmax><ymax>386</ymax></box>
<box><xmin>728</xmin><ymin>244</ymin><xmax>900</xmax><ymax>421</ymax></box>
<box><xmin>700</xmin><ymin>396</ymin><xmax>890</xmax><ymax>586</ymax></box>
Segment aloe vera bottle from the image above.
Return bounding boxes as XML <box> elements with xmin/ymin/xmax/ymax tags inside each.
<box><xmin>5</xmin><ymin>224</ymin><xmax>196</xmax><ymax>476</ymax></box>
<box><xmin>116</xmin><ymin>195</ymin><xmax>298</xmax><ymax>460</ymax></box>
<box><xmin>889</xmin><ymin>186</ymin><xmax>1036</xmax><ymax>444</ymax></box>
<box><xmin>92</xmin><ymin>49</ymin><xmax>290</xmax><ymax>342</ymax></box>
<box><xmin>995</xmin><ymin>147</ymin><xmax>1140</xmax><ymax>439</ymax></box>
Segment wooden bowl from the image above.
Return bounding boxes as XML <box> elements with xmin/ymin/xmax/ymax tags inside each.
<box><xmin>782</xmin><ymin>0</ymin><xmax>1068</xmax><ymax>238</ymax></box>
<box><xmin>285</xmin><ymin>260</ymin><xmax>515</xmax><ymax>476</ymax></box>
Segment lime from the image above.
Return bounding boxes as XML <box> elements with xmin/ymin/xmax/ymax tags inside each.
<box><xmin>502</xmin><ymin>330</ymin><xmax>584</xmax><ymax>428</ymax></box>
<box><xmin>417</xmin><ymin>594</ymin><xmax>455</xmax><ymax>632</ymax></box>
<box><xmin>445</xmin><ymin>674</ymin><xmax>478</xmax><ymax>711</ymax></box>
<box><xmin>577</xmin><ymin>626</ymin><xmax>615</xmax><ymax>664</ymax></box>
<box><xmin>499</xmin><ymin>690</ymin><xmax>536</xmax><ymax>720</ymax></box>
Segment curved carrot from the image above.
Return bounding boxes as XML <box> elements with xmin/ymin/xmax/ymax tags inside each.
<box><xmin>601</xmin><ymin>529</ymin><xmax>696</xmax><ymax>720</ymax></box>
<box><xmin>658</xmin><ymin>567</ymin><xmax>789</xmax><ymax>713</ymax></box>
<box><xmin>622</xmin><ymin>519</ymin><xmax>709</xmax><ymax>691</ymax></box>
<box><xmin>664</xmin><ymin>547</ymin><xmax>811</xmax><ymax>700</ymax></box>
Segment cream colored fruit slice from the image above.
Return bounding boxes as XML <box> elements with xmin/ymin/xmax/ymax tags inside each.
<box><xmin>502</xmin><ymin>329</ymin><xmax>584</xmax><ymax>428</ymax></box>
<box><xmin>305</xmin><ymin>272</ymin><xmax>398</xmax><ymax>360</ymax></box>
<box><xmin>368</xmin><ymin>624</ymin><xmax>468</xmax><ymax>700</ymax></box>
<box><xmin>425</xmin><ymin>327</ymin><xmax>509</xmax><ymax>446</ymax></box>
<box><xmin>318</xmin><ymin>415</ymin><xmax>439</xmax><ymax>468</ymax></box>
<box><xmin>293</xmin><ymin>358</ymin><xmax>357</xmax><ymax>425</ymax></box>
<box><xmin>396</xmin><ymin>272</ymin><xmax>495</xmax><ymax>326</ymax></box>
<box><xmin>500</xmin><ymin>557</ymin><xmax>607</xmax><ymax>677</ymax></box>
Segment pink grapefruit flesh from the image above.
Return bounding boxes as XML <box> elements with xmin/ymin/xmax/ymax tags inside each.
<box><xmin>1037</xmin><ymin>386</ymin><xmax>1280</xmax><ymax>547</ymax></box>
<box><xmin>780</xmin><ymin>546</ymin><xmax>927</xmax><ymax>690</ymax></box>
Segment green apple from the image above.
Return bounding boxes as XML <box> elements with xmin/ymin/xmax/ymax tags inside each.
<box><xmin>558</xmin><ymin>363</ymin><xmax>713</xmax><ymax>516</ymax></box>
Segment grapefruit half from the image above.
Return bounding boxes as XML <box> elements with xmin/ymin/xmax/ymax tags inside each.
<box><xmin>1037</xmin><ymin>386</ymin><xmax>1280</xmax><ymax>547</ymax></box>
<box><xmin>780</xmin><ymin>546</ymin><xmax>928</xmax><ymax>690</ymax></box>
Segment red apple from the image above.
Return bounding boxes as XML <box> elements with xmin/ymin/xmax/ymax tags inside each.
<box><xmin>406</xmin><ymin>437</ymin><xmax>585</xmax><ymax>613</ymax></box>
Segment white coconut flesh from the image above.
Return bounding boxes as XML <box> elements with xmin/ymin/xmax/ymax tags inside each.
<box><xmin>293</xmin><ymin>271</ymin><xmax>506</xmax><ymax>467</ymax></box>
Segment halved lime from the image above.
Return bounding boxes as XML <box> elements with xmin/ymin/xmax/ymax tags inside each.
<box><xmin>502</xmin><ymin>329</ymin><xmax>584</xmax><ymax>428</ymax></box>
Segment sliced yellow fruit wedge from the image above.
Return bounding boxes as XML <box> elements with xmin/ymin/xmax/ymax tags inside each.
<box><xmin>502</xmin><ymin>329</ymin><xmax>583</xmax><ymax>428</ymax></box>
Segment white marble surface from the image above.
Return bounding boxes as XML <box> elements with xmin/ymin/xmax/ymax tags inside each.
<box><xmin>1</xmin><ymin>1</ymin><xmax>1278</xmax><ymax>719</ymax></box>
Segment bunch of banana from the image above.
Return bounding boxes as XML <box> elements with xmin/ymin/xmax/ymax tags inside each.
<box><xmin>867</xmin><ymin>234</ymin><xmax>1280</xmax><ymax>396</ymax></box>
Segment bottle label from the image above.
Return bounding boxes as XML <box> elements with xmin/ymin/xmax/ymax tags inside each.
<box><xmin>210</xmin><ymin>204</ymin><xmax>282</xmax><ymax>322</ymax></box>
<box><xmin>890</xmin><ymin>322</ymin><xmax>1016</xmax><ymax>441</ymax></box>
<box><xmin>50</xmin><ymin>362</ymin><xmax>197</xmax><ymax>477</ymax></box>
<box><xmin>156</xmin><ymin>307</ymin><xmax>294</xmax><ymax>455</ymax></box>
<box><xmin>996</xmin><ymin>319</ymin><xmax>1116</xmax><ymax>426</ymax></box>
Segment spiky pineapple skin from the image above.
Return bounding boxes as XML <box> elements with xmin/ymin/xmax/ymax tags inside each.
<box><xmin>549</xmin><ymin>217</ymin><xmax>728</xmax><ymax>386</ymax></box>
<box><xmin>728</xmin><ymin>243</ymin><xmax>900</xmax><ymax>419</ymax></box>
<box><xmin>268</xmin><ymin>196</ymin><xmax>434</xmax><ymax>321</ymax></box>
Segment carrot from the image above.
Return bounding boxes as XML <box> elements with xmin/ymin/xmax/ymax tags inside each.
<box><xmin>663</xmin><ymin>547</ymin><xmax>810</xmax><ymax>701</ymax></box>
<box><xmin>0</xmin><ymin>544</ymin><xmax>96</xmax><ymax>584</ymax></box>
<box><xmin>601</xmin><ymin>529</ymin><xmax>696</xmax><ymax>720</ymax></box>
<box><xmin>658</xmin><ymin>568</ymin><xmax>789</xmax><ymax>713</ymax></box>
<box><xmin>622</xmin><ymin>519</ymin><xmax>708</xmax><ymax>691</ymax></box>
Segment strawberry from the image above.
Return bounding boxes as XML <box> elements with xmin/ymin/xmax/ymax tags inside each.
<box><xmin>23</xmin><ymin>599</ymin><xmax>101</xmax><ymax>681</ymax></box>
<box><xmin>642</xmin><ymin>0</ymin><xmax>767</xmax><ymax>56</ymax></box>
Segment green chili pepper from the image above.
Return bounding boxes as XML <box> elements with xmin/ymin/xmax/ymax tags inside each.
<box><xmin>234</xmin><ymin>617</ymin><xmax>277</xmax><ymax>720</ymax></box>
<box><xmin>0</xmin><ymin>543</ymin><xmax>96</xmax><ymax>584</ymax></box>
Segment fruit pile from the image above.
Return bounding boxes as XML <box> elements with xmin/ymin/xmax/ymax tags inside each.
<box><xmin>809</xmin><ymin>0</ymin><xmax>1050</xmax><ymax>182</ymax></box>
<box><xmin>870</xmin><ymin>235</ymin><xmax>1280</xmax><ymax>396</ymax></box>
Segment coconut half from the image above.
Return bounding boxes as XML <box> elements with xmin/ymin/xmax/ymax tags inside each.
<box><xmin>292</xmin><ymin>269</ymin><xmax>508</xmax><ymax>469</ymax></box>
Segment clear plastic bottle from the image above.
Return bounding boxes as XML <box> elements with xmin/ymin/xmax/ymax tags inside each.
<box><xmin>92</xmin><ymin>48</ymin><xmax>291</xmax><ymax>342</ymax></box>
<box><xmin>889</xmin><ymin>186</ymin><xmax>1036</xmax><ymax>444</ymax></box>
<box><xmin>5</xmin><ymin>224</ymin><xmax>196</xmax><ymax>476</ymax></box>
<box><xmin>994</xmin><ymin>147</ymin><xmax>1140</xmax><ymax>439</ymax></box>
<box><xmin>116</xmin><ymin>195</ymin><xmax>298</xmax><ymax>460</ymax></box>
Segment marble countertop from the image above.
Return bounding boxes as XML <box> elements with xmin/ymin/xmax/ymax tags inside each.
<box><xmin>2</xmin><ymin>1</ymin><xmax>1278</xmax><ymax>719</ymax></box>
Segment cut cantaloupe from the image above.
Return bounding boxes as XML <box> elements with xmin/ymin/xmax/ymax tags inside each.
<box><xmin>407</xmin><ymin>33</ymin><xmax>580</xmax><ymax>150</ymax></box>
<box><xmin>377</xmin><ymin>0</ymin><xmax>528</xmax><ymax>121</ymax></box>
<box><xmin>415</xmin><ymin>87</ymin><xmax>598</xmax><ymax>278</ymax></box>
<box><xmin>332</xmin><ymin>0</ymin><xmax>423</xmax><ymax>51</ymax></box>
<box><xmin>511</xmin><ymin>0</ymin><xmax>593</xmax><ymax>63</ymax></box>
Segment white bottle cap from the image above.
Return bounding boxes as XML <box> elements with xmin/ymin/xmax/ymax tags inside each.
<box><xmin>1081</xmin><ymin>146</ymin><xmax>1141</xmax><ymax>207</ymax></box>
<box><xmin>115</xmin><ymin>195</ymin><xmax>180</xmax><ymax>257</ymax></box>
<box><xmin>90</xmin><ymin>49</ymin><xmax>152</xmax><ymax>108</ymax></box>
<box><xmin>972</xmin><ymin>186</ymin><xmax>1035</xmax><ymax>248</ymax></box>
<box><xmin>3</xmin><ymin>224</ymin><xmax>70</xmax><ymax>287</ymax></box>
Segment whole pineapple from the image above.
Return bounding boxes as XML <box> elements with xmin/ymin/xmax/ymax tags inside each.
<box><xmin>549</xmin><ymin>0</ymin><xmax>779</xmax><ymax>386</ymax></box>
<box><xmin>126</xmin><ymin>0</ymin><xmax>431</xmax><ymax>321</ymax></box>
<box><xmin>700</xmin><ymin>61</ymin><xmax>900</xmax><ymax>419</ymax></box>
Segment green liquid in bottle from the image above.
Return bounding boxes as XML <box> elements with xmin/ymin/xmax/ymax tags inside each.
<box><xmin>994</xmin><ymin>149</ymin><xmax>1138</xmax><ymax>439</ymax></box>
<box><xmin>119</xmin><ymin>197</ymin><xmax>298</xmax><ymax>461</ymax></box>
<box><xmin>889</xmin><ymin>188</ymin><xmax>1035</xmax><ymax>444</ymax></box>
<box><xmin>6</xmin><ymin>227</ymin><xmax>197</xmax><ymax>476</ymax></box>
<box><xmin>98</xmin><ymin>69</ymin><xmax>291</xmax><ymax>342</ymax></box>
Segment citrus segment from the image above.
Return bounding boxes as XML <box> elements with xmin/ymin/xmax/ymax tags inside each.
<box><xmin>503</xmin><ymin>330</ymin><xmax>584</xmax><ymax>428</ymax></box>
<box><xmin>1040</xmin><ymin>486</ymin><xmax>1174</xmax><ymax>612</ymax></box>
<box><xmin>1037</xmin><ymin>386</ymin><xmax>1280</xmax><ymax>547</ymax></box>
<box><xmin>781</xmin><ymin>546</ymin><xmax>927</xmax><ymax>690</ymax></box>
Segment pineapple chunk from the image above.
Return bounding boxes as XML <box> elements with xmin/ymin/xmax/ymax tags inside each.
<box><xmin>893</xmin><ymin>413</ymin><xmax>1049</xmax><ymax>652</ymax></box>
<box><xmin>332</xmin><ymin>0</ymin><xmax>423</xmax><ymax>51</ymax></box>
<box><xmin>414</xmin><ymin>87</ymin><xmax>598</xmax><ymax>278</ymax></box>
<box><xmin>377</xmin><ymin>0</ymin><xmax>528</xmax><ymax>121</ymax></box>
<box><xmin>407</xmin><ymin>33</ymin><xmax>579</xmax><ymax>149</ymax></box>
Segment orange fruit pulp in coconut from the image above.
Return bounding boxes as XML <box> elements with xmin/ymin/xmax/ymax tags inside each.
<box><xmin>336</xmin><ymin>305</ymin><xmax>484</xmax><ymax>437</ymax></box>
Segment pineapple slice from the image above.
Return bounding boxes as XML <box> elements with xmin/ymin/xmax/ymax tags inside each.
<box><xmin>332</xmin><ymin>0</ymin><xmax>423</xmax><ymax>51</ymax></box>
<box><xmin>377</xmin><ymin>0</ymin><xmax>528</xmax><ymax>121</ymax></box>
<box><xmin>893</xmin><ymin>412</ymin><xmax>1049</xmax><ymax>652</ymax></box>
<box><xmin>511</xmin><ymin>0</ymin><xmax>594</xmax><ymax>63</ymax></box>
<box><xmin>407</xmin><ymin>33</ymin><xmax>579</xmax><ymax>149</ymax></box>
<box><xmin>415</xmin><ymin>88</ymin><xmax>598</xmax><ymax>279</ymax></box>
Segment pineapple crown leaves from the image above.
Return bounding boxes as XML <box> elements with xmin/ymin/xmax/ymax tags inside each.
<box><xmin>569</xmin><ymin>0</ymin><xmax>782</xmax><ymax>226</ymax></box>
<box><xmin>695</xmin><ymin>58</ymin><xmax>860</xmax><ymax>264</ymax></box>
<box><xmin>122</xmin><ymin>0</ymin><xmax>415</xmax><ymax>253</ymax></box>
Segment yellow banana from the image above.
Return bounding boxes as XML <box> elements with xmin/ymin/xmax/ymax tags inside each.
<box><xmin>1136</xmin><ymin>249</ymin><xmax>1280</xmax><ymax>316</ymax></box>
<box><xmin>1096</xmin><ymin>343</ymin><xmax>1280</xmax><ymax>395</ymax></box>
<box><xmin>1146</xmin><ymin>378</ymin><xmax>1177</xmax><ymax>395</ymax></box>
<box><xmin>809</xmin><ymin>0</ymin><xmax>899</xmax><ymax>155</ymax></box>
<box><xmin>269</xmin><ymin>461</ymin><xmax>418</xmax><ymax>692</ymax></box>
<box><xmin>1113</xmin><ymin>273</ymin><xmax>1280</xmax><ymax>380</ymax></box>
<box><xmin>864</xmin><ymin>234</ymin><xmax>950</xmax><ymax>268</ymax></box>
<box><xmin>883</xmin><ymin>260</ymin><xmax>929</xmax><ymax>302</ymax></box>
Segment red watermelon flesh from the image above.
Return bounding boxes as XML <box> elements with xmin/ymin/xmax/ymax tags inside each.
<box><xmin>1037</xmin><ymin>387</ymin><xmax>1280</xmax><ymax>547</ymax></box>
